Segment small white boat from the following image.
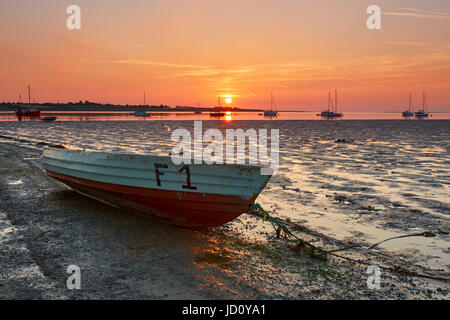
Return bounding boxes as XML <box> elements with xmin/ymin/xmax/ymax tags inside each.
<box><xmin>42</xmin><ymin>148</ymin><xmax>272</xmax><ymax>227</ymax></box>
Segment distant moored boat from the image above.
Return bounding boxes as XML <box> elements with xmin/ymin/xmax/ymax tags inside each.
<box><xmin>402</xmin><ymin>94</ymin><xmax>414</xmax><ymax>118</ymax></box>
<box><xmin>42</xmin><ymin>148</ymin><xmax>272</xmax><ymax>227</ymax></box>
<box><xmin>16</xmin><ymin>85</ymin><xmax>41</xmax><ymax>119</ymax></box>
<box><xmin>41</xmin><ymin>116</ymin><xmax>57</xmax><ymax>122</ymax></box>
<box><xmin>402</xmin><ymin>111</ymin><xmax>414</xmax><ymax>117</ymax></box>
<box><xmin>210</xmin><ymin>96</ymin><xmax>225</xmax><ymax>117</ymax></box>
<box><xmin>130</xmin><ymin>110</ymin><xmax>150</xmax><ymax>117</ymax></box>
<box><xmin>209</xmin><ymin>112</ymin><xmax>225</xmax><ymax>117</ymax></box>
<box><xmin>16</xmin><ymin>107</ymin><xmax>41</xmax><ymax>118</ymax></box>
<box><xmin>263</xmin><ymin>93</ymin><xmax>279</xmax><ymax>117</ymax></box>
<box><xmin>415</xmin><ymin>91</ymin><xmax>430</xmax><ymax>118</ymax></box>
<box><xmin>318</xmin><ymin>90</ymin><xmax>343</xmax><ymax>118</ymax></box>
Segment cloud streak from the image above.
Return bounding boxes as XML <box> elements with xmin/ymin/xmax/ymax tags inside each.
<box><xmin>97</xmin><ymin>59</ymin><xmax>211</xmax><ymax>69</ymax></box>
<box><xmin>384</xmin><ymin>8</ymin><xmax>450</xmax><ymax>22</ymax></box>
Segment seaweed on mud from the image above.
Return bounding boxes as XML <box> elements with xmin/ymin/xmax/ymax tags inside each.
<box><xmin>335</xmin><ymin>138</ymin><xmax>355</xmax><ymax>144</ymax></box>
<box><xmin>233</xmin><ymin>239</ymin><xmax>284</xmax><ymax>262</ymax></box>
<box><xmin>333</xmin><ymin>194</ymin><xmax>356</xmax><ymax>204</ymax></box>
<box><xmin>291</xmin><ymin>240</ymin><xmax>327</xmax><ymax>261</ymax></box>
<box><xmin>306</xmin><ymin>267</ymin><xmax>341</xmax><ymax>280</ymax></box>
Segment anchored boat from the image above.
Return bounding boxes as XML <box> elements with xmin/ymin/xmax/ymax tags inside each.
<box><xmin>402</xmin><ymin>94</ymin><xmax>414</xmax><ymax>118</ymax></box>
<box><xmin>16</xmin><ymin>107</ymin><xmax>41</xmax><ymax>118</ymax></box>
<box><xmin>263</xmin><ymin>93</ymin><xmax>279</xmax><ymax>117</ymax></box>
<box><xmin>318</xmin><ymin>90</ymin><xmax>342</xmax><ymax>118</ymax></box>
<box><xmin>42</xmin><ymin>148</ymin><xmax>272</xmax><ymax>227</ymax></box>
<box><xmin>16</xmin><ymin>85</ymin><xmax>41</xmax><ymax>119</ymax></box>
<box><xmin>210</xmin><ymin>96</ymin><xmax>225</xmax><ymax>117</ymax></box>
<box><xmin>130</xmin><ymin>110</ymin><xmax>150</xmax><ymax>117</ymax></box>
<box><xmin>41</xmin><ymin>116</ymin><xmax>57</xmax><ymax>122</ymax></box>
<box><xmin>415</xmin><ymin>91</ymin><xmax>430</xmax><ymax>118</ymax></box>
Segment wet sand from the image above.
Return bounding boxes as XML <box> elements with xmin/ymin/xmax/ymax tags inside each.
<box><xmin>0</xmin><ymin>141</ymin><xmax>448</xmax><ymax>299</ymax></box>
<box><xmin>1</xmin><ymin>120</ymin><xmax>448</xmax><ymax>271</ymax></box>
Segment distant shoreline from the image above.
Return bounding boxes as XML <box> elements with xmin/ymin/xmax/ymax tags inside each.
<box><xmin>1</xmin><ymin>102</ymin><xmax>448</xmax><ymax>114</ymax></box>
<box><xmin>0</xmin><ymin>102</ymin><xmax>263</xmax><ymax>113</ymax></box>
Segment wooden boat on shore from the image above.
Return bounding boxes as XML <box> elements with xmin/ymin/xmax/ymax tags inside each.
<box><xmin>42</xmin><ymin>148</ymin><xmax>272</xmax><ymax>227</ymax></box>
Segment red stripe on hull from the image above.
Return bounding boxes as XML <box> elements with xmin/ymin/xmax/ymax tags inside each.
<box><xmin>46</xmin><ymin>170</ymin><xmax>254</xmax><ymax>227</ymax></box>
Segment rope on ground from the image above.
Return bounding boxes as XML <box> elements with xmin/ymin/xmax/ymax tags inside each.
<box><xmin>249</xmin><ymin>203</ymin><xmax>328</xmax><ymax>260</ymax></box>
<box><xmin>247</xmin><ymin>203</ymin><xmax>449</xmax><ymax>283</ymax></box>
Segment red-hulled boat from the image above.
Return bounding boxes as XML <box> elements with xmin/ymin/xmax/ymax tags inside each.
<box><xmin>16</xmin><ymin>85</ymin><xmax>41</xmax><ymax>119</ymax></box>
<box><xmin>42</xmin><ymin>148</ymin><xmax>272</xmax><ymax>227</ymax></box>
<box><xmin>16</xmin><ymin>106</ymin><xmax>41</xmax><ymax>118</ymax></box>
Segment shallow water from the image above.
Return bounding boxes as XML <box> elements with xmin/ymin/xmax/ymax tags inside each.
<box><xmin>1</xmin><ymin>111</ymin><xmax>450</xmax><ymax>121</ymax></box>
<box><xmin>0</xmin><ymin>119</ymin><xmax>449</xmax><ymax>270</ymax></box>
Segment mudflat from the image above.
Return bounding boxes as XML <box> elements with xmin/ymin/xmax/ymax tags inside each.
<box><xmin>0</xmin><ymin>141</ymin><xmax>448</xmax><ymax>299</ymax></box>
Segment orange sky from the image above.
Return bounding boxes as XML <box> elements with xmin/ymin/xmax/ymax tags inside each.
<box><xmin>1</xmin><ymin>0</ymin><xmax>450</xmax><ymax>111</ymax></box>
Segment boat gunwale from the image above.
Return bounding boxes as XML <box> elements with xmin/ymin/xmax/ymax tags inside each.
<box><xmin>43</xmin><ymin>162</ymin><xmax>261</xmax><ymax>189</ymax></box>
<box><xmin>43</xmin><ymin>156</ymin><xmax>258</xmax><ymax>179</ymax></box>
<box><xmin>43</xmin><ymin>147</ymin><xmax>267</xmax><ymax>172</ymax></box>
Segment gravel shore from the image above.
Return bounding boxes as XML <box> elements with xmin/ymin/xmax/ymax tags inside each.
<box><xmin>0</xmin><ymin>140</ymin><xmax>448</xmax><ymax>299</ymax></box>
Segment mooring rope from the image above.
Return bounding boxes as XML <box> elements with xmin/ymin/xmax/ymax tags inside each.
<box><xmin>248</xmin><ymin>203</ymin><xmax>449</xmax><ymax>283</ymax></box>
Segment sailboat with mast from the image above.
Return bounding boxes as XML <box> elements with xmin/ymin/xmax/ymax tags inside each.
<box><xmin>415</xmin><ymin>91</ymin><xmax>430</xmax><ymax>118</ymax></box>
<box><xmin>264</xmin><ymin>93</ymin><xmax>279</xmax><ymax>117</ymax></box>
<box><xmin>319</xmin><ymin>90</ymin><xmax>342</xmax><ymax>118</ymax></box>
<box><xmin>130</xmin><ymin>91</ymin><xmax>150</xmax><ymax>116</ymax></box>
<box><xmin>402</xmin><ymin>94</ymin><xmax>414</xmax><ymax>118</ymax></box>
<box><xmin>16</xmin><ymin>85</ymin><xmax>41</xmax><ymax>118</ymax></box>
<box><xmin>210</xmin><ymin>96</ymin><xmax>225</xmax><ymax>117</ymax></box>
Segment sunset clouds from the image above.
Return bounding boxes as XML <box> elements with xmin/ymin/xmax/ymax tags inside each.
<box><xmin>0</xmin><ymin>0</ymin><xmax>449</xmax><ymax>111</ymax></box>
<box><xmin>384</xmin><ymin>7</ymin><xmax>450</xmax><ymax>22</ymax></box>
